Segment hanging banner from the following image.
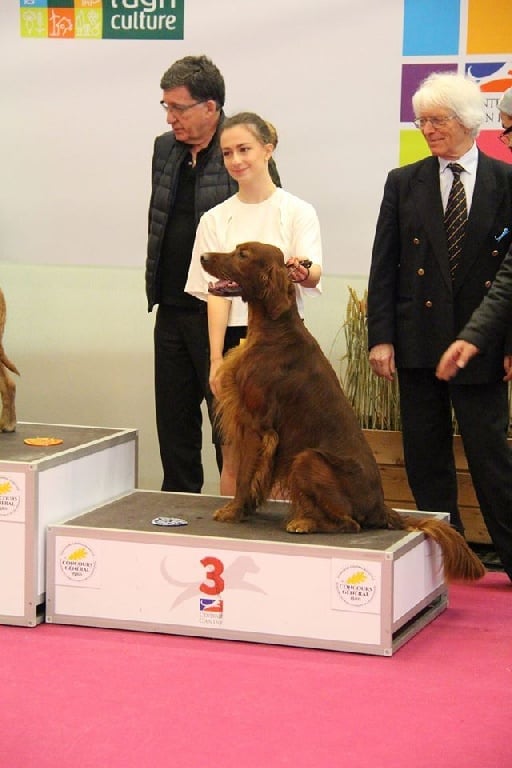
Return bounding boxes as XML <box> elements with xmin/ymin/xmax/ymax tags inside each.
<box><xmin>19</xmin><ymin>0</ymin><xmax>184</xmax><ymax>40</ymax></box>
<box><xmin>399</xmin><ymin>0</ymin><xmax>512</xmax><ymax>167</ymax></box>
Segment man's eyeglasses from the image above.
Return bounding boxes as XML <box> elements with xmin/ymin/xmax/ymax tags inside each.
<box><xmin>413</xmin><ymin>115</ymin><xmax>457</xmax><ymax>129</ymax></box>
<box><xmin>160</xmin><ymin>100</ymin><xmax>206</xmax><ymax>115</ymax></box>
<box><xmin>498</xmin><ymin>125</ymin><xmax>512</xmax><ymax>144</ymax></box>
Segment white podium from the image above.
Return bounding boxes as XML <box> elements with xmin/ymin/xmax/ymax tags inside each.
<box><xmin>46</xmin><ymin>491</ymin><xmax>448</xmax><ymax>655</ymax></box>
<box><xmin>0</xmin><ymin>422</ymin><xmax>137</xmax><ymax>626</ymax></box>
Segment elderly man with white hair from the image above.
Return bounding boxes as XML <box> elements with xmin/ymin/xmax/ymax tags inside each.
<box><xmin>367</xmin><ymin>72</ymin><xmax>512</xmax><ymax>582</ymax></box>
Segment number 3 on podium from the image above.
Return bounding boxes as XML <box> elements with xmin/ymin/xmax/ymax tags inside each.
<box><xmin>200</xmin><ymin>556</ymin><xmax>225</xmax><ymax>595</ymax></box>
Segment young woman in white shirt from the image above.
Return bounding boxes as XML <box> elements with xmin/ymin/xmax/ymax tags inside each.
<box><xmin>186</xmin><ymin>111</ymin><xmax>322</xmax><ymax>495</ymax></box>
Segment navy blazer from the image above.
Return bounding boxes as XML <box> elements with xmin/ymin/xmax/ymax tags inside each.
<box><xmin>368</xmin><ymin>151</ymin><xmax>512</xmax><ymax>384</ymax></box>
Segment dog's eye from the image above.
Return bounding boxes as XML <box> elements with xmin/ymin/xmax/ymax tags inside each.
<box><xmin>238</xmin><ymin>249</ymin><xmax>248</xmax><ymax>260</ymax></box>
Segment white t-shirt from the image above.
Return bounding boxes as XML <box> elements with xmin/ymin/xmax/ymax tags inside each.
<box><xmin>185</xmin><ymin>187</ymin><xmax>322</xmax><ymax>326</ymax></box>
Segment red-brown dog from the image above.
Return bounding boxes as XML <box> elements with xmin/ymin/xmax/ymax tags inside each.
<box><xmin>201</xmin><ymin>242</ymin><xmax>484</xmax><ymax>582</ymax></box>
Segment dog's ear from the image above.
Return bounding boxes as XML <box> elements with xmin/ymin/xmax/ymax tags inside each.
<box><xmin>262</xmin><ymin>261</ymin><xmax>294</xmax><ymax>320</ymax></box>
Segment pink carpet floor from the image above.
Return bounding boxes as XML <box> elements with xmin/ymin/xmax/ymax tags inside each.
<box><xmin>1</xmin><ymin>572</ymin><xmax>511</xmax><ymax>768</ymax></box>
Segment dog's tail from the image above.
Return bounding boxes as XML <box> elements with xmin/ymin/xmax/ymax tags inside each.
<box><xmin>0</xmin><ymin>345</ymin><xmax>20</xmax><ymax>376</ymax></box>
<box><xmin>385</xmin><ymin>507</ymin><xmax>485</xmax><ymax>582</ymax></box>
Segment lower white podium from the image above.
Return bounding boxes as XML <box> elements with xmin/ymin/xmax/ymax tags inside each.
<box><xmin>0</xmin><ymin>422</ymin><xmax>137</xmax><ymax>626</ymax></box>
<box><xmin>46</xmin><ymin>491</ymin><xmax>448</xmax><ymax>655</ymax></box>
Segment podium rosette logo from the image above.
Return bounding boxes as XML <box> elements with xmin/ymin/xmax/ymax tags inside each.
<box><xmin>59</xmin><ymin>543</ymin><xmax>97</xmax><ymax>582</ymax></box>
<box><xmin>335</xmin><ymin>565</ymin><xmax>376</xmax><ymax>608</ymax></box>
<box><xmin>0</xmin><ymin>477</ymin><xmax>21</xmax><ymax>517</ymax></box>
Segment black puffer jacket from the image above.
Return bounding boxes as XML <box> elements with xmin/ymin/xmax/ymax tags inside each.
<box><xmin>146</xmin><ymin>115</ymin><xmax>237</xmax><ymax>311</ymax></box>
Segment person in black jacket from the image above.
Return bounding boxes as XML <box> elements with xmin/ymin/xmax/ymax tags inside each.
<box><xmin>146</xmin><ymin>55</ymin><xmax>237</xmax><ymax>493</ymax></box>
<box><xmin>436</xmin><ymin>245</ymin><xmax>512</xmax><ymax>380</ymax></box>
<box><xmin>368</xmin><ymin>72</ymin><xmax>512</xmax><ymax>581</ymax></box>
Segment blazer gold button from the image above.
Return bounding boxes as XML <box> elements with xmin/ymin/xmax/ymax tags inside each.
<box><xmin>413</xmin><ymin>237</ymin><xmax>420</xmax><ymax>245</ymax></box>
<box><xmin>425</xmin><ymin>300</ymin><xmax>433</xmax><ymax>308</ymax></box>
<box><xmin>485</xmin><ymin>280</ymin><xmax>492</xmax><ymax>288</ymax></box>
<box><xmin>417</xmin><ymin>268</ymin><xmax>425</xmax><ymax>276</ymax></box>
<box><xmin>491</xmin><ymin>250</ymin><xmax>499</xmax><ymax>257</ymax></box>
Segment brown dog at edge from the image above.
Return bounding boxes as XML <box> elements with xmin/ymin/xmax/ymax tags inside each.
<box><xmin>0</xmin><ymin>288</ymin><xmax>19</xmax><ymax>432</ymax></box>
<box><xmin>200</xmin><ymin>242</ymin><xmax>484</xmax><ymax>582</ymax></box>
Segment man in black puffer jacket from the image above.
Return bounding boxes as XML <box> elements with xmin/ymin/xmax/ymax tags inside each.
<box><xmin>146</xmin><ymin>55</ymin><xmax>237</xmax><ymax>493</ymax></box>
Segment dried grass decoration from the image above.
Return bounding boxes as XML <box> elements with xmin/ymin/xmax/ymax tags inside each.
<box><xmin>331</xmin><ymin>287</ymin><xmax>401</xmax><ymax>432</ymax></box>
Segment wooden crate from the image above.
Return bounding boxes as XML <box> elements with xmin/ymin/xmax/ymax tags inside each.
<box><xmin>363</xmin><ymin>429</ymin><xmax>491</xmax><ymax>545</ymax></box>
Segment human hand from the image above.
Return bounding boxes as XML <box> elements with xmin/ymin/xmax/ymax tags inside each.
<box><xmin>285</xmin><ymin>257</ymin><xmax>311</xmax><ymax>283</ymax></box>
<box><xmin>436</xmin><ymin>340</ymin><xmax>479</xmax><ymax>380</ymax></box>
<box><xmin>369</xmin><ymin>343</ymin><xmax>395</xmax><ymax>381</ymax></box>
<box><xmin>209</xmin><ymin>358</ymin><xmax>224</xmax><ymax>398</ymax></box>
<box><xmin>503</xmin><ymin>355</ymin><xmax>512</xmax><ymax>382</ymax></box>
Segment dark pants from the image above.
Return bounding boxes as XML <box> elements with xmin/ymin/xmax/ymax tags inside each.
<box><xmin>398</xmin><ymin>368</ymin><xmax>512</xmax><ymax>580</ymax></box>
<box><xmin>154</xmin><ymin>305</ymin><xmax>220</xmax><ymax>493</ymax></box>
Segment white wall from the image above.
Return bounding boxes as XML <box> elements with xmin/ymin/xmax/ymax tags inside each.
<box><xmin>1</xmin><ymin>1</ymin><xmax>402</xmax><ymax>275</ymax></box>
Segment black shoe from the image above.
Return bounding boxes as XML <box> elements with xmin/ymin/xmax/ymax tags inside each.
<box><xmin>469</xmin><ymin>543</ymin><xmax>504</xmax><ymax>571</ymax></box>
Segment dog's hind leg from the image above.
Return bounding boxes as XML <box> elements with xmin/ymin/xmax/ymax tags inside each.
<box><xmin>213</xmin><ymin>429</ymin><xmax>279</xmax><ymax>523</ymax></box>
<box><xmin>285</xmin><ymin>450</ymin><xmax>361</xmax><ymax>533</ymax></box>
<box><xmin>0</xmin><ymin>367</ymin><xmax>16</xmax><ymax>432</ymax></box>
<box><xmin>0</xmin><ymin>289</ymin><xmax>18</xmax><ymax>433</ymax></box>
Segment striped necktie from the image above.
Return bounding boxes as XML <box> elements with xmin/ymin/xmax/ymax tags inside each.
<box><xmin>444</xmin><ymin>162</ymin><xmax>467</xmax><ymax>280</ymax></box>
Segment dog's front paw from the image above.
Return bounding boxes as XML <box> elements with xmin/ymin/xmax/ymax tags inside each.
<box><xmin>213</xmin><ymin>503</ymin><xmax>244</xmax><ymax>523</ymax></box>
<box><xmin>286</xmin><ymin>517</ymin><xmax>319</xmax><ymax>534</ymax></box>
<box><xmin>286</xmin><ymin>514</ymin><xmax>361</xmax><ymax>534</ymax></box>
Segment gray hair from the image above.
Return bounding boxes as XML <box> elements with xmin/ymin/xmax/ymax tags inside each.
<box><xmin>412</xmin><ymin>72</ymin><xmax>484</xmax><ymax>137</ymax></box>
<box><xmin>160</xmin><ymin>55</ymin><xmax>225</xmax><ymax>109</ymax></box>
<box><xmin>498</xmin><ymin>86</ymin><xmax>512</xmax><ymax>117</ymax></box>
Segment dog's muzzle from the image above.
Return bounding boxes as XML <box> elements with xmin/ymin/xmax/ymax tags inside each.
<box><xmin>207</xmin><ymin>279</ymin><xmax>242</xmax><ymax>297</ymax></box>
